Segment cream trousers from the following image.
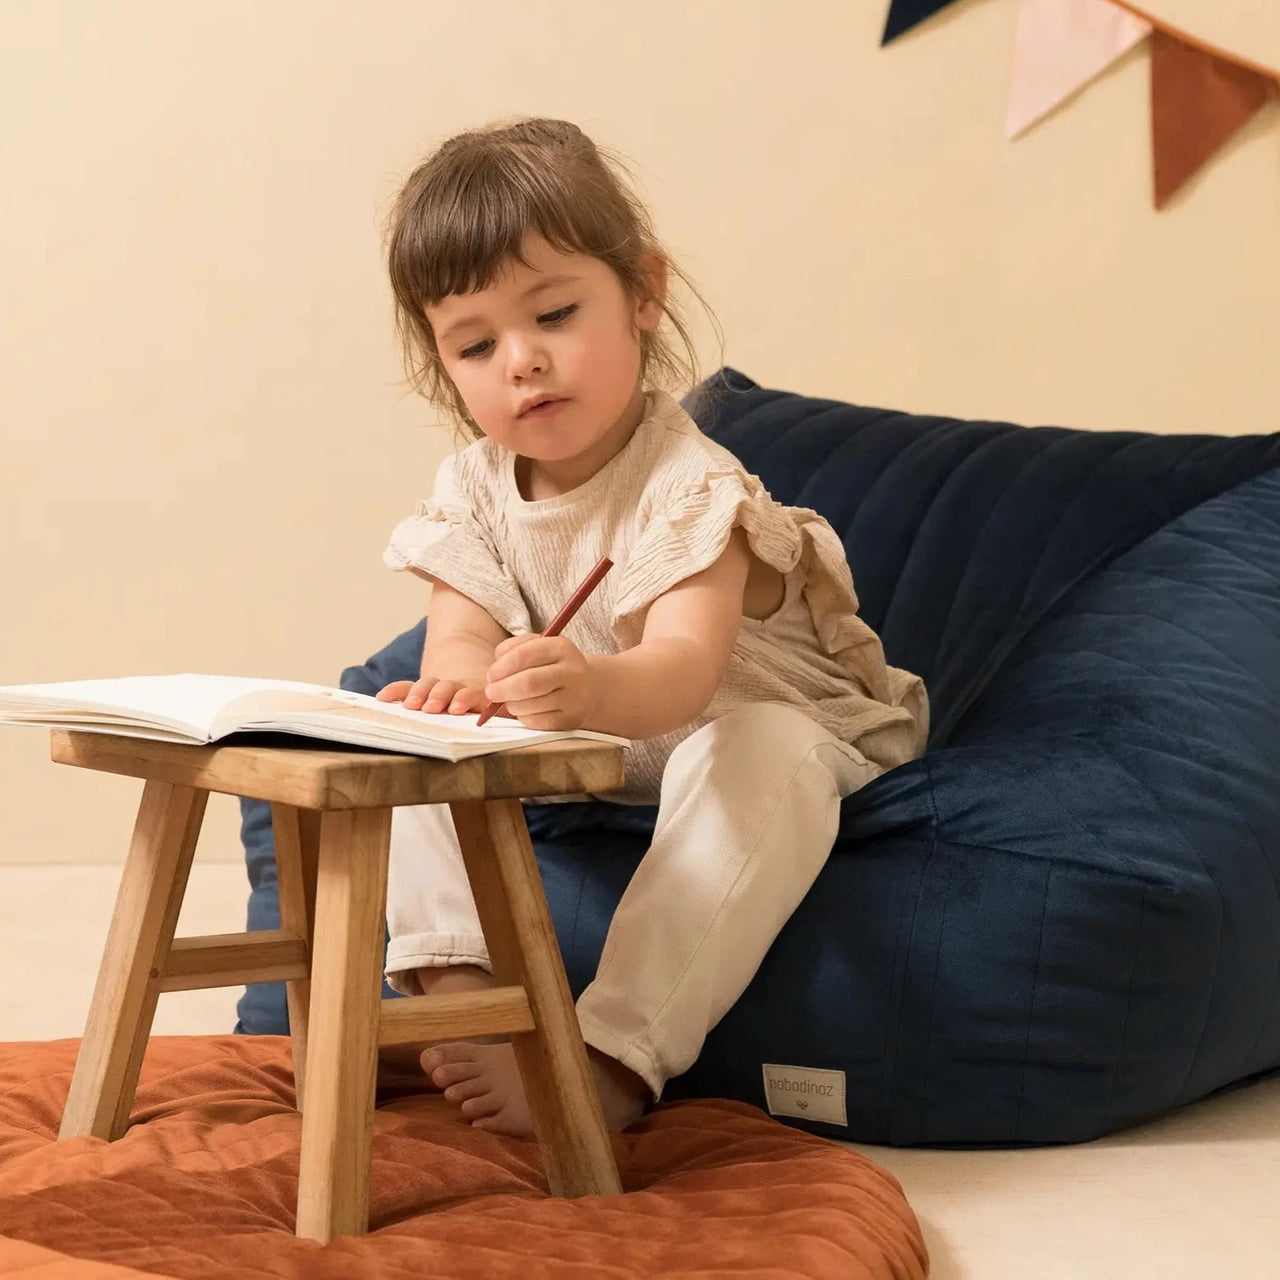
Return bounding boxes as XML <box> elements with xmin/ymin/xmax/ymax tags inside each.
<box><xmin>383</xmin><ymin>702</ymin><xmax>884</xmax><ymax>1099</ymax></box>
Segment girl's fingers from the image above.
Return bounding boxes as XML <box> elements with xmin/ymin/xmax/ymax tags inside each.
<box><xmin>421</xmin><ymin>683</ymin><xmax>456</xmax><ymax>712</ymax></box>
<box><xmin>486</xmin><ymin>667</ymin><xmax>561</xmax><ymax>706</ymax></box>
<box><xmin>502</xmin><ymin>690</ymin><xmax>565</xmax><ymax>719</ymax></box>
<box><xmin>401</xmin><ymin>680</ymin><xmax>428</xmax><ymax>710</ymax></box>
<box><xmin>448</xmin><ymin>688</ymin><xmax>487</xmax><ymax>714</ymax></box>
<box><xmin>487</xmin><ymin>637</ymin><xmax>562</xmax><ymax>683</ymax></box>
<box><xmin>381</xmin><ymin>679</ymin><xmax>491</xmax><ymax>713</ymax></box>
<box><xmin>493</xmin><ymin>633</ymin><xmax>539</xmax><ymax>658</ymax></box>
<box><xmin>403</xmin><ymin>678</ymin><xmax>454</xmax><ymax>711</ymax></box>
<box><xmin>397</xmin><ymin>680</ymin><xmax>493</xmax><ymax>714</ymax></box>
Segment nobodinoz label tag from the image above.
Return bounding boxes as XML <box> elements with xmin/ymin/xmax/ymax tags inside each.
<box><xmin>761</xmin><ymin>1063</ymin><xmax>847</xmax><ymax>1126</ymax></box>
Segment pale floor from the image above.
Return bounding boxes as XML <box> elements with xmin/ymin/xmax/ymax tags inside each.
<box><xmin>2</xmin><ymin>863</ymin><xmax>1277</xmax><ymax>1278</ymax></box>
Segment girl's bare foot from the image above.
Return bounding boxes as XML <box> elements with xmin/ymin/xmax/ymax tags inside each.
<box><xmin>422</xmin><ymin>1040</ymin><xmax>650</xmax><ymax>1135</ymax></box>
<box><xmin>376</xmin><ymin>963</ymin><xmax>498</xmax><ymax>1091</ymax></box>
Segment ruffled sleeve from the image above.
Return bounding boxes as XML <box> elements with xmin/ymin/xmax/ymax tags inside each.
<box><xmin>382</xmin><ymin>453</ymin><xmax>533</xmax><ymax>636</ymax></box>
<box><xmin>793</xmin><ymin>512</ymin><xmax>918</xmax><ymax>707</ymax></box>
<box><xmin>611</xmin><ymin>460</ymin><xmax>804</xmax><ymax>646</ymax></box>
<box><xmin>609</xmin><ymin>453</ymin><xmax>929</xmax><ymax>749</ymax></box>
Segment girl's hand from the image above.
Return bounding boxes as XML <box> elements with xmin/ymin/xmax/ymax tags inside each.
<box><xmin>484</xmin><ymin>635</ymin><xmax>598</xmax><ymax>730</ymax></box>
<box><xmin>375</xmin><ymin>678</ymin><xmax>488</xmax><ymax>715</ymax></box>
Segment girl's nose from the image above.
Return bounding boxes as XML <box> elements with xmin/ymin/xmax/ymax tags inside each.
<box><xmin>506</xmin><ymin>334</ymin><xmax>548</xmax><ymax>380</ymax></box>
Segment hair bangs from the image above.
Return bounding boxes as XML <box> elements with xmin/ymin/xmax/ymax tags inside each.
<box><xmin>410</xmin><ymin>157</ymin><xmax>596</xmax><ymax>308</ymax></box>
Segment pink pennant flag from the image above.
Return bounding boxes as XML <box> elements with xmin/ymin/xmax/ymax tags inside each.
<box><xmin>1006</xmin><ymin>0</ymin><xmax>1152</xmax><ymax>139</ymax></box>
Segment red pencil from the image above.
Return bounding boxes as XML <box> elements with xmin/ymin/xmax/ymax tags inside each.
<box><xmin>475</xmin><ymin>555</ymin><xmax>614</xmax><ymax>727</ymax></box>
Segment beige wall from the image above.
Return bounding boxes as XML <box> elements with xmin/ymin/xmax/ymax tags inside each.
<box><xmin>3</xmin><ymin>1</ymin><xmax>1277</xmax><ymax>866</ymax></box>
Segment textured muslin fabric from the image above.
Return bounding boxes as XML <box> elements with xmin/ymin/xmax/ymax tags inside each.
<box><xmin>382</xmin><ymin>388</ymin><xmax>927</xmax><ymax>803</ymax></box>
<box><xmin>386</xmin><ymin>703</ymin><xmax>884</xmax><ymax>1096</ymax></box>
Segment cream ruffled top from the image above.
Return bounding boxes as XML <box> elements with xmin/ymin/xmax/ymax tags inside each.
<box><xmin>384</xmin><ymin>390</ymin><xmax>928</xmax><ymax>803</ymax></box>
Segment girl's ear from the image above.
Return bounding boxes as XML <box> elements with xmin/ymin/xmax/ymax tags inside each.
<box><xmin>634</xmin><ymin>253</ymin><xmax>668</xmax><ymax>331</ymax></box>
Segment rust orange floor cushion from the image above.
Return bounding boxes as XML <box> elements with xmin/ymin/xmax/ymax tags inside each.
<box><xmin>0</xmin><ymin>1037</ymin><xmax>927</xmax><ymax>1279</ymax></box>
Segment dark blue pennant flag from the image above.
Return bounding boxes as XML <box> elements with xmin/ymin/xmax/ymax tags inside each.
<box><xmin>882</xmin><ymin>0</ymin><xmax>962</xmax><ymax>45</ymax></box>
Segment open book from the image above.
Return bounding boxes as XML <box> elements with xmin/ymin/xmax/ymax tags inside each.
<box><xmin>0</xmin><ymin>673</ymin><xmax>629</xmax><ymax>763</ymax></box>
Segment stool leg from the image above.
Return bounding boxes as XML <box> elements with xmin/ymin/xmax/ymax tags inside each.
<box><xmin>449</xmin><ymin>799</ymin><xmax>622</xmax><ymax>1198</ymax></box>
<box><xmin>271</xmin><ymin>803</ymin><xmax>320</xmax><ymax>1111</ymax></box>
<box><xmin>60</xmin><ymin>780</ymin><xmax>208</xmax><ymax>1141</ymax></box>
<box><xmin>294</xmin><ymin>807</ymin><xmax>391</xmax><ymax>1243</ymax></box>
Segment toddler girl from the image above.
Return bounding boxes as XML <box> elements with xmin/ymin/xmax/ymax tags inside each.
<box><xmin>375</xmin><ymin>117</ymin><xmax>928</xmax><ymax>1135</ymax></box>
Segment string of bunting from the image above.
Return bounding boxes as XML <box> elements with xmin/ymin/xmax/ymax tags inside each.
<box><xmin>881</xmin><ymin>0</ymin><xmax>1280</xmax><ymax>208</ymax></box>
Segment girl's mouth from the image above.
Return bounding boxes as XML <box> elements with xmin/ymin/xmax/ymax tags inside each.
<box><xmin>520</xmin><ymin>397</ymin><xmax>568</xmax><ymax>419</ymax></box>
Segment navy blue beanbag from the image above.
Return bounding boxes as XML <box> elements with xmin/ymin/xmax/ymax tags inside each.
<box><xmin>236</xmin><ymin>370</ymin><xmax>1280</xmax><ymax>1145</ymax></box>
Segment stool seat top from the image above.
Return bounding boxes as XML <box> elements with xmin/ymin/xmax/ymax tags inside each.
<box><xmin>50</xmin><ymin>730</ymin><xmax>625</xmax><ymax>809</ymax></box>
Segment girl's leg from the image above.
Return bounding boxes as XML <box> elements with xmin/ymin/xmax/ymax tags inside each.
<box><xmin>574</xmin><ymin>702</ymin><xmax>884</xmax><ymax>1100</ymax></box>
<box><xmin>384</xmin><ymin>802</ymin><xmax>493</xmax><ymax>994</ymax></box>
<box><xmin>380</xmin><ymin>804</ymin><xmax>495</xmax><ymax>1081</ymax></box>
<box><xmin>397</xmin><ymin>796</ymin><xmax>646</xmax><ymax>1129</ymax></box>
<box><xmin>420</xmin><ymin>704</ymin><xmax>881</xmax><ymax>1131</ymax></box>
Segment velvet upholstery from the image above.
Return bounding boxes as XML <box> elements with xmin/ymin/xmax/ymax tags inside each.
<box><xmin>235</xmin><ymin>370</ymin><xmax>1280</xmax><ymax>1144</ymax></box>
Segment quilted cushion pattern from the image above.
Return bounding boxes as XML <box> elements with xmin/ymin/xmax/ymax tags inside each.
<box><xmin>907</xmin><ymin>466</ymin><xmax>1280</xmax><ymax>1141</ymax></box>
<box><xmin>236</xmin><ymin>371</ymin><xmax>1280</xmax><ymax>1146</ymax></box>
<box><xmin>703</xmin><ymin>369</ymin><xmax>1280</xmax><ymax>745</ymax></box>
<box><xmin>0</xmin><ymin>1037</ymin><xmax>927</xmax><ymax>1280</ymax></box>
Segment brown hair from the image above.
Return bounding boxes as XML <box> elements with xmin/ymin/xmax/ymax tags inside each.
<box><xmin>384</xmin><ymin>117</ymin><xmax>723</xmax><ymax>440</ymax></box>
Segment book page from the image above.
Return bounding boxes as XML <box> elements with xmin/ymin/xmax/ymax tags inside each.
<box><xmin>221</xmin><ymin>687</ymin><xmax>628</xmax><ymax>759</ymax></box>
<box><xmin>0</xmin><ymin>674</ymin><xmax>336</xmax><ymax>739</ymax></box>
<box><xmin>0</xmin><ymin>676</ymin><xmax>630</xmax><ymax>759</ymax></box>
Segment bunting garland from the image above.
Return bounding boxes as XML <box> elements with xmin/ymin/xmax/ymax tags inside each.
<box><xmin>882</xmin><ymin>2</ymin><xmax>963</xmax><ymax>46</ymax></box>
<box><xmin>1150</xmin><ymin>27</ymin><xmax>1279</xmax><ymax>207</ymax></box>
<box><xmin>1006</xmin><ymin>0</ymin><xmax>1151</xmax><ymax>139</ymax></box>
<box><xmin>880</xmin><ymin>0</ymin><xmax>1280</xmax><ymax>208</ymax></box>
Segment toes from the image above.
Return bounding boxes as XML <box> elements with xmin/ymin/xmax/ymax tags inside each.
<box><xmin>420</xmin><ymin>1042</ymin><xmax>480</xmax><ymax>1075</ymax></box>
<box><xmin>469</xmin><ymin>1103</ymin><xmax>535</xmax><ymax>1137</ymax></box>
<box><xmin>430</xmin><ymin>1061</ymin><xmax>483</xmax><ymax>1089</ymax></box>
<box><xmin>459</xmin><ymin>1093</ymin><xmax>500</xmax><ymax>1119</ymax></box>
<box><xmin>443</xmin><ymin>1077</ymin><xmax>490</xmax><ymax>1105</ymax></box>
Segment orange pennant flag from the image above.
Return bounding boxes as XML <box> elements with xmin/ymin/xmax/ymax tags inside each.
<box><xmin>1151</xmin><ymin>27</ymin><xmax>1279</xmax><ymax>208</ymax></box>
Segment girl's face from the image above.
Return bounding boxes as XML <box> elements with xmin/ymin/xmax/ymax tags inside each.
<box><xmin>426</xmin><ymin>234</ymin><xmax>664</xmax><ymax>462</ymax></box>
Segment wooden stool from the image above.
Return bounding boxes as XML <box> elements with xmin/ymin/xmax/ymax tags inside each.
<box><xmin>50</xmin><ymin>729</ymin><xmax>625</xmax><ymax>1241</ymax></box>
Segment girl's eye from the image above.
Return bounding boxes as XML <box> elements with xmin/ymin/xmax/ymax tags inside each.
<box><xmin>456</xmin><ymin>304</ymin><xmax>577</xmax><ymax>360</ymax></box>
<box><xmin>539</xmin><ymin>303</ymin><xmax>578</xmax><ymax>325</ymax></box>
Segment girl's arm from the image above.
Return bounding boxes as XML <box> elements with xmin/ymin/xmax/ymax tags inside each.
<box><xmin>379</xmin><ymin>577</ymin><xmax>510</xmax><ymax>715</ymax></box>
<box><xmin>583</xmin><ymin>527</ymin><xmax>752</xmax><ymax>739</ymax></box>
